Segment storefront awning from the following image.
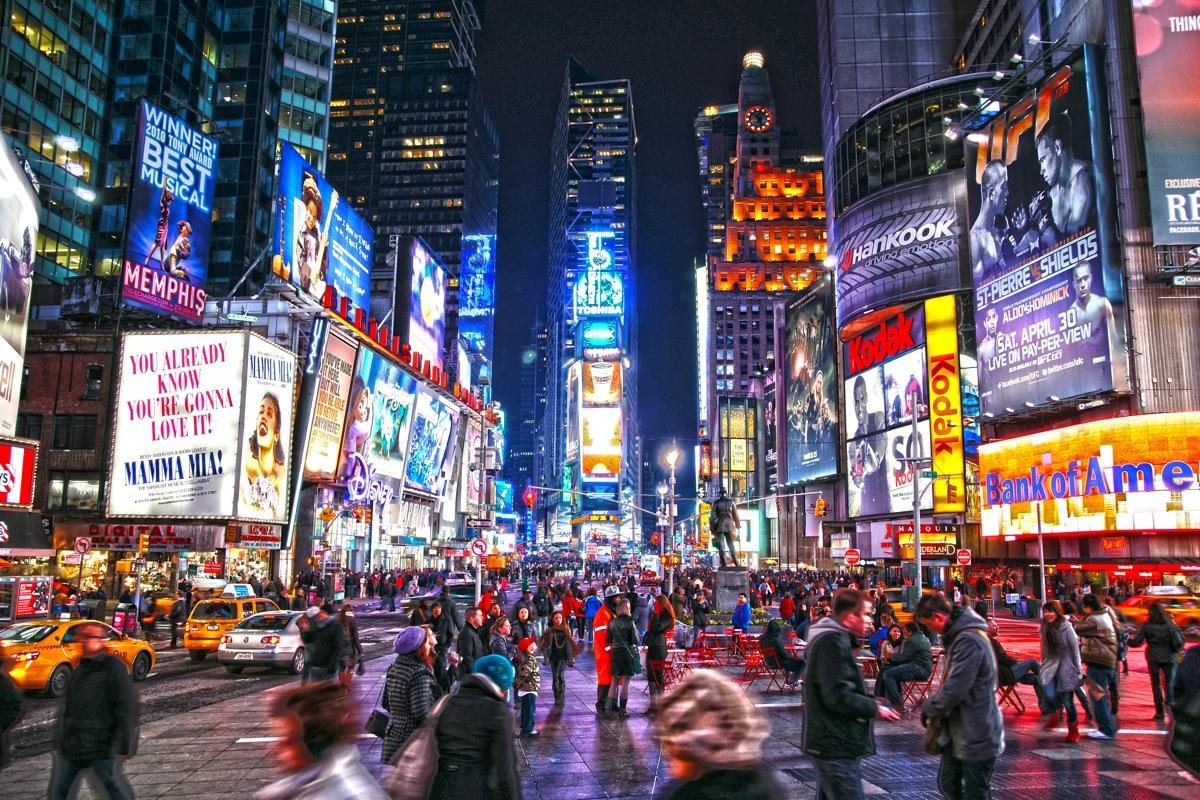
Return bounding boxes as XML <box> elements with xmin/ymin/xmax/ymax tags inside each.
<box><xmin>0</xmin><ymin>512</ymin><xmax>53</xmax><ymax>556</ymax></box>
<box><xmin>1056</xmin><ymin>561</ymin><xmax>1200</xmax><ymax>575</ymax></box>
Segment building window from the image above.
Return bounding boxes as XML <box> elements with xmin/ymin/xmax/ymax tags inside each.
<box><xmin>52</xmin><ymin>415</ymin><xmax>98</xmax><ymax>450</ymax></box>
<box><xmin>83</xmin><ymin>365</ymin><xmax>103</xmax><ymax>399</ymax></box>
<box><xmin>15</xmin><ymin>413</ymin><xmax>42</xmax><ymax>441</ymax></box>
<box><xmin>46</xmin><ymin>472</ymin><xmax>102</xmax><ymax>511</ymax></box>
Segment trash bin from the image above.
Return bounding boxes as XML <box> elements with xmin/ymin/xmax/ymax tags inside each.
<box><xmin>1026</xmin><ymin>598</ymin><xmax>1040</xmax><ymax>619</ymax></box>
<box><xmin>1016</xmin><ymin>598</ymin><xmax>1028</xmax><ymax>618</ymax></box>
<box><xmin>112</xmin><ymin>602</ymin><xmax>138</xmax><ymax>634</ymax></box>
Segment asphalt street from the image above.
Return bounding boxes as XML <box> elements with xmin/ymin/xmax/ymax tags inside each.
<box><xmin>7</xmin><ymin>607</ymin><xmax>409</xmax><ymax>760</ymax></box>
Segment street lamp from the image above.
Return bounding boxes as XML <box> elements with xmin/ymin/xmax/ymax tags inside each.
<box><xmin>664</xmin><ymin>440</ymin><xmax>680</xmax><ymax>595</ymax></box>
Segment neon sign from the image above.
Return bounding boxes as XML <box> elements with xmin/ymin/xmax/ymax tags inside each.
<box><xmin>344</xmin><ymin>452</ymin><xmax>394</xmax><ymax>506</ymax></box>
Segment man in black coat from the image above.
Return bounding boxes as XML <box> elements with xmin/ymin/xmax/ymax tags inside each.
<box><xmin>803</xmin><ymin>588</ymin><xmax>899</xmax><ymax>798</ymax></box>
<box><xmin>297</xmin><ymin>604</ymin><xmax>348</xmax><ymax>683</ymax></box>
<box><xmin>47</xmin><ymin>622</ymin><xmax>138</xmax><ymax>799</ymax></box>
<box><xmin>455</xmin><ymin>608</ymin><xmax>487</xmax><ymax>678</ymax></box>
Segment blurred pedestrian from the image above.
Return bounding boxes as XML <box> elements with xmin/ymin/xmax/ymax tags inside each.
<box><xmin>428</xmin><ymin>655</ymin><xmax>521</xmax><ymax>800</ymax></box>
<box><xmin>1074</xmin><ymin>594</ymin><xmax>1119</xmax><ymax>739</ymax></box>
<box><xmin>1130</xmin><ymin>602</ymin><xmax>1185</xmax><ymax>722</ymax></box>
<box><xmin>381</xmin><ymin>626</ymin><xmax>439</xmax><ymax>764</ymax></box>
<box><xmin>47</xmin><ymin>622</ymin><xmax>138</xmax><ymax>800</ymax></box>
<box><xmin>338</xmin><ymin>606</ymin><xmax>363</xmax><ymax>691</ymax></box>
<box><xmin>297</xmin><ymin>604</ymin><xmax>348</xmax><ymax>684</ymax></box>
<box><xmin>513</xmin><ymin>637</ymin><xmax>541</xmax><ymax>736</ymax></box>
<box><xmin>607</xmin><ymin>597</ymin><xmax>640</xmax><ymax>717</ymax></box>
<box><xmin>0</xmin><ymin>654</ymin><xmax>22</xmax><ymax>771</ymax></box>
<box><xmin>653</xmin><ymin>670</ymin><xmax>782</xmax><ymax>799</ymax></box>
<box><xmin>539</xmin><ymin>611</ymin><xmax>580</xmax><ymax>705</ymax></box>
<box><xmin>167</xmin><ymin>590</ymin><xmax>185</xmax><ymax>648</ymax></box>
<box><xmin>1040</xmin><ymin>600</ymin><xmax>1083</xmax><ymax>741</ymax></box>
<box><xmin>803</xmin><ymin>588</ymin><xmax>900</xmax><ymax>799</ymax></box>
<box><xmin>255</xmin><ymin>682</ymin><xmax>385</xmax><ymax>800</ymax></box>
<box><xmin>430</xmin><ymin>603</ymin><xmax>456</xmax><ymax>692</ymax></box>
<box><xmin>916</xmin><ymin>595</ymin><xmax>1004</xmax><ymax>800</ymax></box>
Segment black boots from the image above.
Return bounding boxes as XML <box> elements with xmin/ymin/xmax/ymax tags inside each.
<box><xmin>617</xmin><ymin>699</ymin><xmax>628</xmax><ymax>718</ymax></box>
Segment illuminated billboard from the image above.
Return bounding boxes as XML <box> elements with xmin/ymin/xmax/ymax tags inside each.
<box><xmin>336</xmin><ymin>346</ymin><xmax>417</xmax><ymax>481</ymax></box>
<box><xmin>925</xmin><ymin>295</ymin><xmax>966</xmax><ymax>513</ymax></box>
<box><xmin>967</xmin><ymin>46</ymin><xmax>1127</xmax><ymax>415</ymax></box>
<box><xmin>120</xmin><ymin>100</ymin><xmax>217</xmax><ymax>323</ymax></box>
<box><xmin>1132</xmin><ymin>2</ymin><xmax>1200</xmax><ymax>245</ymax></box>
<box><xmin>0</xmin><ymin>437</ymin><xmax>37</xmax><ymax>509</ymax></box>
<box><xmin>784</xmin><ymin>278</ymin><xmax>839</xmax><ymax>484</ymax></box>
<box><xmin>573</xmin><ymin>269</ymin><xmax>624</xmax><ymax>317</ymax></box>
<box><xmin>458</xmin><ymin>417</ymin><xmax>484</xmax><ymax>517</ymax></box>
<box><xmin>459</xmin><ymin>234</ymin><xmax>495</xmax><ymax>355</ymax></box>
<box><xmin>580</xmin><ymin>319</ymin><xmax>618</xmax><ymax>349</ymax></box>
<box><xmin>405</xmin><ymin>388</ymin><xmax>458</xmax><ymax>497</ymax></box>
<box><xmin>834</xmin><ymin>171</ymin><xmax>968</xmax><ymax>328</ymax></box>
<box><xmin>763</xmin><ymin>373</ymin><xmax>778</xmax><ymax>493</ymax></box>
<box><xmin>565</xmin><ymin>361</ymin><xmax>582</xmax><ymax>458</ymax></box>
<box><xmin>581</xmin><ymin>407</ymin><xmax>621</xmax><ymax>483</ymax></box>
<box><xmin>406</xmin><ymin>238</ymin><xmax>446</xmax><ymax>370</ymax></box>
<box><xmin>302</xmin><ymin>329</ymin><xmax>358</xmax><ymax>482</ymax></box>
<box><xmin>0</xmin><ymin>133</ymin><xmax>38</xmax><ymax>436</ymax></box>
<box><xmin>980</xmin><ymin>412</ymin><xmax>1200</xmax><ymax>537</ymax></box>
<box><xmin>582</xmin><ymin>360</ymin><xmax>621</xmax><ymax>406</ymax></box>
<box><xmin>107</xmin><ymin>331</ymin><xmax>296</xmax><ymax>522</ymax></box>
<box><xmin>272</xmin><ymin>142</ymin><xmax>374</xmax><ymax>313</ymax></box>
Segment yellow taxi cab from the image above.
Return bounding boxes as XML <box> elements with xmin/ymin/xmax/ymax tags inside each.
<box><xmin>184</xmin><ymin>595</ymin><xmax>279</xmax><ymax>661</ymax></box>
<box><xmin>140</xmin><ymin>593</ymin><xmax>179</xmax><ymax>627</ymax></box>
<box><xmin>1117</xmin><ymin>594</ymin><xmax>1200</xmax><ymax>636</ymax></box>
<box><xmin>879</xmin><ymin>586</ymin><xmax>940</xmax><ymax>626</ymax></box>
<box><xmin>0</xmin><ymin>619</ymin><xmax>156</xmax><ymax>697</ymax></box>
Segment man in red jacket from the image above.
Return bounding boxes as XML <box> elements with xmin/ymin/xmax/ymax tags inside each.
<box><xmin>592</xmin><ymin>585</ymin><xmax>622</xmax><ymax>717</ymax></box>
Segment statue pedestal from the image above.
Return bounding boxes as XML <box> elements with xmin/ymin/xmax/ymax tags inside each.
<box><xmin>714</xmin><ymin>567</ymin><xmax>749</xmax><ymax>614</ymax></box>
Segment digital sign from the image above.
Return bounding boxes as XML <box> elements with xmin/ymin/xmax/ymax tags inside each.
<box><xmin>0</xmin><ymin>437</ymin><xmax>37</xmax><ymax>509</ymax></box>
<box><xmin>980</xmin><ymin>412</ymin><xmax>1200</xmax><ymax>537</ymax></box>
<box><xmin>1132</xmin><ymin>1</ymin><xmax>1200</xmax><ymax>245</ymax></box>
<box><xmin>581</xmin><ymin>407</ymin><xmax>621</xmax><ymax>483</ymax></box>
<box><xmin>0</xmin><ymin>135</ymin><xmax>38</xmax><ymax>436</ymax></box>
<box><xmin>406</xmin><ymin>238</ymin><xmax>446</xmax><ymax>370</ymax></box>
<box><xmin>573</xmin><ymin>269</ymin><xmax>624</xmax><ymax>317</ymax></box>
<box><xmin>459</xmin><ymin>234</ymin><xmax>496</xmax><ymax>355</ymax></box>
<box><xmin>120</xmin><ymin>100</ymin><xmax>216</xmax><ymax>323</ymax></box>
<box><xmin>302</xmin><ymin>329</ymin><xmax>358</xmax><ymax>482</ymax></box>
<box><xmin>565</xmin><ymin>361</ymin><xmax>581</xmax><ymax>458</ymax></box>
<box><xmin>580</xmin><ymin>319</ymin><xmax>618</xmax><ymax>349</ymax></box>
<box><xmin>405</xmin><ymin>387</ymin><xmax>458</xmax><ymax>498</ymax></box>
<box><xmin>272</xmin><ymin>142</ymin><xmax>374</xmax><ymax>314</ymax></box>
<box><xmin>336</xmin><ymin>346</ymin><xmax>417</xmax><ymax>481</ymax></box>
<box><xmin>967</xmin><ymin>46</ymin><xmax>1127</xmax><ymax>415</ymax></box>
<box><xmin>925</xmin><ymin>295</ymin><xmax>966</xmax><ymax>513</ymax></box>
<box><xmin>784</xmin><ymin>278</ymin><xmax>839</xmax><ymax>484</ymax></box>
<box><xmin>582</xmin><ymin>360</ymin><xmax>621</xmax><ymax>406</ymax></box>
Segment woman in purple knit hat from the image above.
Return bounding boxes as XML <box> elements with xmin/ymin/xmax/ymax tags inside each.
<box><xmin>381</xmin><ymin>625</ymin><xmax>441</xmax><ymax>763</ymax></box>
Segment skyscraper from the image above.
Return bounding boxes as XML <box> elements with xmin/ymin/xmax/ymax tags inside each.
<box><xmin>327</xmin><ymin>0</ymin><xmax>498</xmax><ymax>373</ymax></box>
<box><xmin>545</xmin><ymin>58</ymin><xmax>640</xmax><ymax>545</ymax></box>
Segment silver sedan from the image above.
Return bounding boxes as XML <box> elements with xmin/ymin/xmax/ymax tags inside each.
<box><xmin>217</xmin><ymin>611</ymin><xmax>306</xmax><ymax>674</ymax></box>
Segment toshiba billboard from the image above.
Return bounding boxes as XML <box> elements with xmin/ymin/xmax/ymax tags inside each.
<box><xmin>834</xmin><ymin>171</ymin><xmax>969</xmax><ymax>328</ymax></box>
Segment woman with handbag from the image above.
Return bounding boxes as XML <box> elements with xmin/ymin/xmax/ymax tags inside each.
<box><xmin>380</xmin><ymin>626</ymin><xmax>440</xmax><ymax>764</ymax></box>
<box><xmin>1039</xmin><ymin>600</ymin><xmax>1084</xmax><ymax>743</ymax></box>
<box><xmin>607</xmin><ymin>598</ymin><xmax>640</xmax><ymax>718</ymax></box>
<box><xmin>1130</xmin><ymin>602</ymin><xmax>1185</xmax><ymax>721</ymax></box>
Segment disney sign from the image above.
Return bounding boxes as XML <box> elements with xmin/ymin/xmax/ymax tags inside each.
<box><xmin>344</xmin><ymin>452</ymin><xmax>394</xmax><ymax>506</ymax></box>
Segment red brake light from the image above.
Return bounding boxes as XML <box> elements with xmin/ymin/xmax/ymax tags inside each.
<box><xmin>261</xmin><ymin>636</ymin><xmax>280</xmax><ymax>645</ymax></box>
<box><xmin>221</xmin><ymin>635</ymin><xmax>232</xmax><ymax>644</ymax></box>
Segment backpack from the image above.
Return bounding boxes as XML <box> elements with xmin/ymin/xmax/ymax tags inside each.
<box><xmin>385</xmin><ymin>690</ymin><xmax>454</xmax><ymax>800</ymax></box>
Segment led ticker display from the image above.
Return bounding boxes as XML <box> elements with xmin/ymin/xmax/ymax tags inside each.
<box><xmin>980</xmin><ymin>412</ymin><xmax>1200</xmax><ymax>538</ymax></box>
<box><xmin>120</xmin><ymin>100</ymin><xmax>217</xmax><ymax>323</ymax></box>
<box><xmin>967</xmin><ymin>46</ymin><xmax>1127</xmax><ymax>415</ymax></box>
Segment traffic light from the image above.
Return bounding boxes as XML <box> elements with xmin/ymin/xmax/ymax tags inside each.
<box><xmin>814</xmin><ymin>497</ymin><xmax>828</xmax><ymax>517</ymax></box>
<box><xmin>523</xmin><ymin>487</ymin><xmax>536</xmax><ymax>509</ymax></box>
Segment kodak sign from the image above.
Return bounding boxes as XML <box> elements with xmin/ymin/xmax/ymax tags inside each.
<box><xmin>844</xmin><ymin>307</ymin><xmax>924</xmax><ymax>375</ymax></box>
<box><xmin>924</xmin><ymin>295</ymin><xmax>965</xmax><ymax>513</ymax></box>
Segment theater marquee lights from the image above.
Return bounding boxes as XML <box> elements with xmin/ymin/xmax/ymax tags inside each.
<box><xmin>979</xmin><ymin>412</ymin><xmax>1200</xmax><ymax>537</ymax></box>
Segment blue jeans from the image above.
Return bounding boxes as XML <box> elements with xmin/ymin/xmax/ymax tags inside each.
<box><xmin>1086</xmin><ymin>664</ymin><xmax>1118</xmax><ymax>736</ymax></box>
<box><xmin>938</xmin><ymin>752</ymin><xmax>996</xmax><ymax>800</ymax></box>
<box><xmin>875</xmin><ymin>662</ymin><xmax>927</xmax><ymax>708</ymax></box>
<box><xmin>810</xmin><ymin>756</ymin><xmax>865</xmax><ymax>800</ymax></box>
<box><xmin>49</xmin><ymin>755</ymin><xmax>134</xmax><ymax>800</ymax></box>
<box><xmin>519</xmin><ymin>692</ymin><xmax>536</xmax><ymax>733</ymax></box>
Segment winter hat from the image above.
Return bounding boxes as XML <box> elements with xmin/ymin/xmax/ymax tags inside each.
<box><xmin>517</xmin><ymin>636</ymin><xmax>537</xmax><ymax>653</ymax></box>
<box><xmin>473</xmin><ymin>654</ymin><xmax>515</xmax><ymax>692</ymax></box>
<box><xmin>654</xmin><ymin>669</ymin><xmax>769</xmax><ymax>769</ymax></box>
<box><xmin>604</xmin><ymin>585</ymin><xmax>624</xmax><ymax>598</ymax></box>
<box><xmin>393</xmin><ymin>626</ymin><xmax>426</xmax><ymax>655</ymax></box>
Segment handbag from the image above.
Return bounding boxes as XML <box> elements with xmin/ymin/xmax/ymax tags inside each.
<box><xmin>1084</xmin><ymin>676</ymin><xmax>1106</xmax><ymax>702</ymax></box>
<box><xmin>386</xmin><ymin>691</ymin><xmax>453</xmax><ymax>800</ymax></box>
<box><xmin>365</xmin><ymin>685</ymin><xmax>389</xmax><ymax>738</ymax></box>
<box><xmin>923</xmin><ymin>716</ymin><xmax>947</xmax><ymax>756</ymax></box>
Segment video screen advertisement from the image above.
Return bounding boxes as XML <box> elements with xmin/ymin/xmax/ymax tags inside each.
<box><xmin>107</xmin><ymin>331</ymin><xmax>296</xmax><ymax>522</ymax></box>
<box><xmin>459</xmin><ymin>234</ymin><xmax>496</xmax><ymax>355</ymax></box>
<box><xmin>763</xmin><ymin>373</ymin><xmax>779</xmax><ymax>494</ymax></box>
<box><xmin>843</xmin><ymin>304</ymin><xmax>933</xmax><ymax>517</ymax></box>
<box><xmin>120</xmin><ymin>100</ymin><xmax>217</xmax><ymax>324</ymax></box>
<box><xmin>405</xmin><ymin>387</ymin><xmax>459</xmax><ymax>498</ymax></box>
<box><xmin>0</xmin><ymin>134</ymin><xmax>39</xmax><ymax>436</ymax></box>
<box><xmin>1132</xmin><ymin>1</ymin><xmax>1200</xmax><ymax>245</ymax></box>
<box><xmin>301</xmin><ymin>328</ymin><xmax>358</xmax><ymax>482</ymax></box>
<box><xmin>967</xmin><ymin>45</ymin><xmax>1127</xmax><ymax>416</ymax></box>
<box><xmin>272</xmin><ymin>142</ymin><xmax>374</xmax><ymax>313</ymax></box>
<box><xmin>581</xmin><ymin>407</ymin><xmax>621</xmax><ymax>484</ymax></box>
<box><xmin>834</xmin><ymin>171</ymin><xmax>968</xmax><ymax>330</ymax></box>
<box><xmin>403</xmin><ymin>238</ymin><xmax>446</xmax><ymax>370</ymax></box>
<box><xmin>979</xmin><ymin>412</ymin><xmax>1200</xmax><ymax>538</ymax></box>
<box><xmin>335</xmin><ymin>345</ymin><xmax>418</xmax><ymax>482</ymax></box>
<box><xmin>784</xmin><ymin>278</ymin><xmax>838</xmax><ymax>484</ymax></box>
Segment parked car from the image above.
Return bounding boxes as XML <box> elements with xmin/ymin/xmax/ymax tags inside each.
<box><xmin>217</xmin><ymin>611</ymin><xmax>305</xmax><ymax>674</ymax></box>
<box><xmin>0</xmin><ymin>619</ymin><xmax>155</xmax><ymax>697</ymax></box>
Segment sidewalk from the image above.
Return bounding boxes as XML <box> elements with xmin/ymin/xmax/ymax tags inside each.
<box><xmin>6</xmin><ymin>635</ymin><xmax>1197</xmax><ymax>799</ymax></box>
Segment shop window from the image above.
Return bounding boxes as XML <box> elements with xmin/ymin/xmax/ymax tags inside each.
<box><xmin>15</xmin><ymin>413</ymin><xmax>42</xmax><ymax>441</ymax></box>
<box><xmin>46</xmin><ymin>472</ymin><xmax>101</xmax><ymax>511</ymax></box>
<box><xmin>52</xmin><ymin>414</ymin><xmax>97</xmax><ymax>450</ymax></box>
<box><xmin>83</xmin><ymin>364</ymin><xmax>103</xmax><ymax>399</ymax></box>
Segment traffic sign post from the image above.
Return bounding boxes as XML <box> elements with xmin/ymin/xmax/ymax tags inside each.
<box><xmin>74</xmin><ymin>536</ymin><xmax>92</xmax><ymax>595</ymax></box>
<box><xmin>957</xmin><ymin>548</ymin><xmax>972</xmax><ymax>566</ymax></box>
<box><xmin>844</xmin><ymin>548</ymin><xmax>862</xmax><ymax>566</ymax></box>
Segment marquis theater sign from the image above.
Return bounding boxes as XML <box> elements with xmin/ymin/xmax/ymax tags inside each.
<box><xmin>979</xmin><ymin>412</ymin><xmax>1200</xmax><ymax>537</ymax></box>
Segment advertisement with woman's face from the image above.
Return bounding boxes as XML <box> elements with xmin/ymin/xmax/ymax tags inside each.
<box><xmin>238</xmin><ymin>337</ymin><xmax>297</xmax><ymax>523</ymax></box>
<box><xmin>336</xmin><ymin>346</ymin><xmax>417</xmax><ymax>481</ymax></box>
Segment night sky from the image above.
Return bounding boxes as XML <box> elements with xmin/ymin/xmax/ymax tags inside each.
<box><xmin>479</xmin><ymin>1</ymin><xmax>819</xmax><ymax>471</ymax></box>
